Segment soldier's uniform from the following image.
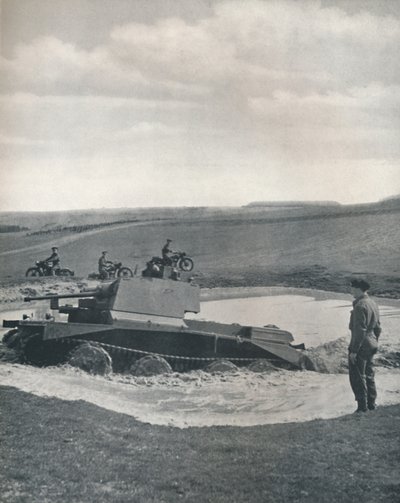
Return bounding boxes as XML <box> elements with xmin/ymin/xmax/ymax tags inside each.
<box><xmin>162</xmin><ymin>239</ymin><xmax>173</xmax><ymax>265</ymax></box>
<box><xmin>45</xmin><ymin>248</ymin><xmax>60</xmax><ymax>275</ymax></box>
<box><xmin>98</xmin><ymin>252</ymin><xmax>110</xmax><ymax>279</ymax></box>
<box><xmin>348</xmin><ymin>293</ymin><xmax>381</xmax><ymax>411</ymax></box>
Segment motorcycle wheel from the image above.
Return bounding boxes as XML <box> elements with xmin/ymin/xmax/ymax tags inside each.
<box><xmin>25</xmin><ymin>267</ymin><xmax>41</xmax><ymax>277</ymax></box>
<box><xmin>117</xmin><ymin>267</ymin><xmax>133</xmax><ymax>278</ymax></box>
<box><xmin>178</xmin><ymin>257</ymin><xmax>194</xmax><ymax>272</ymax></box>
<box><xmin>58</xmin><ymin>269</ymin><xmax>74</xmax><ymax>277</ymax></box>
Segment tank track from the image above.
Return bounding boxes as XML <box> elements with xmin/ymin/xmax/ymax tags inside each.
<box><xmin>69</xmin><ymin>338</ymin><xmax>271</xmax><ymax>372</ymax></box>
<box><xmin>2</xmin><ymin>329</ymin><xmax>286</xmax><ymax>372</ymax></box>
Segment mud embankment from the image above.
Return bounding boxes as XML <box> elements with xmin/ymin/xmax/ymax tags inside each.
<box><xmin>0</xmin><ymin>277</ymin><xmax>97</xmax><ymax>306</ymax></box>
<box><xmin>0</xmin><ymin>264</ymin><xmax>400</xmax><ymax>307</ymax></box>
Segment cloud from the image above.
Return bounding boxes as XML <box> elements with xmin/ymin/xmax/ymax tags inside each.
<box><xmin>109</xmin><ymin>17</ymin><xmax>237</xmax><ymax>85</ymax></box>
<box><xmin>0</xmin><ymin>132</ymin><xmax>53</xmax><ymax>147</ymax></box>
<box><xmin>1</xmin><ymin>36</ymin><xmax>91</xmax><ymax>92</ymax></box>
<box><xmin>0</xmin><ymin>34</ymin><xmax>208</xmax><ymax>99</ymax></box>
<box><xmin>0</xmin><ymin>0</ymin><xmax>399</xmax><ymax>209</ymax></box>
<box><xmin>247</xmin><ymin>83</ymin><xmax>400</xmax><ymax>158</ymax></box>
<box><xmin>109</xmin><ymin>122</ymin><xmax>185</xmax><ymax>138</ymax></box>
<box><xmin>2</xmin><ymin>0</ymin><xmax>399</xmax><ymax>98</ymax></box>
<box><xmin>106</xmin><ymin>0</ymin><xmax>400</xmax><ymax>94</ymax></box>
<box><xmin>0</xmin><ymin>92</ymin><xmax>201</xmax><ymax>155</ymax></box>
<box><xmin>249</xmin><ymin>83</ymin><xmax>400</xmax><ymax>123</ymax></box>
<box><xmin>0</xmin><ymin>92</ymin><xmax>200</xmax><ymax>110</ymax></box>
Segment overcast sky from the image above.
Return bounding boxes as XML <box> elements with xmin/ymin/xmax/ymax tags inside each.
<box><xmin>0</xmin><ymin>0</ymin><xmax>399</xmax><ymax>211</ymax></box>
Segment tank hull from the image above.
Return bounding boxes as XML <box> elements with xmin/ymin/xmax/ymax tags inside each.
<box><xmin>3</xmin><ymin>276</ymin><xmax>309</xmax><ymax>372</ymax></box>
<box><xmin>4</xmin><ymin>316</ymin><xmax>305</xmax><ymax>371</ymax></box>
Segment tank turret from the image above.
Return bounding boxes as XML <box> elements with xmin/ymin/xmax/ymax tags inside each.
<box><xmin>23</xmin><ymin>276</ymin><xmax>200</xmax><ymax>325</ymax></box>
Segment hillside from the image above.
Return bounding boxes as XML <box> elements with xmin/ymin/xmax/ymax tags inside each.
<box><xmin>1</xmin><ymin>197</ymin><xmax>400</xmax><ymax>233</ymax></box>
<box><xmin>0</xmin><ymin>203</ymin><xmax>399</xmax><ymax>284</ymax></box>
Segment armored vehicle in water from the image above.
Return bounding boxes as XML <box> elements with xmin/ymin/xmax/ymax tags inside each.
<box><xmin>3</xmin><ymin>266</ymin><xmax>310</xmax><ymax>373</ymax></box>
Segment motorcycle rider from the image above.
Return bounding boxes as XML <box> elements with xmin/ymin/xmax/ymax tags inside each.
<box><xmin>162</xmin><ymin>239</ymin><xmax>174</xmax><ymax>266</ymax></box>
<box><xmin>98</xmin><ymin>250</ymin><xmax>113</xmax><ymax>279</ymax></box>
<box><xmin>44</xmin><ymin>247</ymin><xmax>60</xmax><ymax>275</ymax></box>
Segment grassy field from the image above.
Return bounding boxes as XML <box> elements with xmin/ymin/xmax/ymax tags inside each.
<box><xmin>0</xmin><ymin>206</ymin><xmax>400</xmax><ymax>281</ymax></box>
<box><xmin>1</xmin><ymin>386</ymin><xmax>399</xmax><ymax>503</ymax></box>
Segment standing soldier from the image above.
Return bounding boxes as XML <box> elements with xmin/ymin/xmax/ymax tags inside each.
<box><xmin>348</xmin><ymin>279</ymin><xmax>382</xmax><ymax>413</ymax></box>
<box><xmin>44</xmin><ymin>246</ymin><xmax>60</xmax><ymax>275</ymax></box>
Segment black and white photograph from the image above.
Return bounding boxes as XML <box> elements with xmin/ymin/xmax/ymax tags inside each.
<box><xmin>0</xmin><ymin>1</ymin><xmax>399</xmax><ymax>501</ymax></box>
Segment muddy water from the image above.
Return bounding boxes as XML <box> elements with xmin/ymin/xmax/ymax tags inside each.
<box><xmin>1</xmin><ymin>289</ymin><xmax>400</xmax><ymax>428</ymax></box>
<box><xmin>188</xmin><ymin>292</ymin><xmax>400</xmax><ymax>351</ymax></box>
<box><xmin>190</xmin><ymin>294</ymin><xmax>351</xmax><ymax>348</ymax></box>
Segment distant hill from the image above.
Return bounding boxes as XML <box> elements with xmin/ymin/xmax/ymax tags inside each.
<box><xmin>1</xmin><ymin>197</ymin><xmax>400</xmax><ymax>233</ymax></box>
<box><xmin>245</xmin><ymin>201</ymin><xmax>341</xmax><ymax>208</ymax></box>
<box><xmin>380</xmin><ymin>194</ymin><xmax>400</xmax><ymax>201</ymax></box>
<box><xmin>247</xmin><ymin>197</ymin><xmax>400</xmax><ymax>216</ymax></box>
<box><xmin>0</xmin><ymin>207</ymin><xmax>231</xmax><ymax>233</ymax></box>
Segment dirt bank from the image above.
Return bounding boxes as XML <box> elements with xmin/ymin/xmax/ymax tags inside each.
<box><xmin>0</xmin><ymin>276</ymin><xmax>98</xmax><ymax>308</ymax></box>
<box><xmin>197</xmin><ymin>265</ymin><xmax>400</xmax><ymax>300</ymax></box>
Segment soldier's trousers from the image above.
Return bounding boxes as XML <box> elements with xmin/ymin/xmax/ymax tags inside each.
<box><xmin>348</xmin><ymin>349</ymin><xmax>377</xmax><ymax>408</ymax></box>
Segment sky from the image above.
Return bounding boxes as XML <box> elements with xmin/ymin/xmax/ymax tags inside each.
<box><xmin>0</xmin><ymin>0</ymin><xmax>399</xmax><ymax>211</ymax></box>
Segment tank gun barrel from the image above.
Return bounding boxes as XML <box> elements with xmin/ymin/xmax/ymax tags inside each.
<box><xmin>24</xmin><ymin>291</ymin><xmax>97</xmax><ymax>302</ymax></box>
<box><xmin>23</xmin><ymin>280</ymin><xmax>119</xmax><ymax>303</ymax></box>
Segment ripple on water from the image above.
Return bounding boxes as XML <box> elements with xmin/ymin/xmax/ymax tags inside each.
<box><xmin>1</xmin><ymin>361</ymin><xmax>399</xmax><ymax>428</ymax></box>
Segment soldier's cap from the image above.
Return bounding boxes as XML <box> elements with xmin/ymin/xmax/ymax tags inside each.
<box><xmin>101</xmin><ymin>250</ymin><xmax>108</xmax><ymax>254</ymax></box>
<box><xmin>167</xmin><ymin>238</ymin><xmax>172</xmax><ymax>242</ymax></box>
<box><xmin>350</xmin><ymin>279</ymin><xmax>370</xmax><ymax>291</ymax></box>
<box><xmin>52</xmin><ymin>246</ymin><xmax>58</xmax><ymax>250</ymax></box>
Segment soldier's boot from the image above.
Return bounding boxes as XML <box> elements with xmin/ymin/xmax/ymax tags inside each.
<box><xmin>355</xmin><ymin>399</ymin><xmax>368</xmax><ymax>413</ymax></box>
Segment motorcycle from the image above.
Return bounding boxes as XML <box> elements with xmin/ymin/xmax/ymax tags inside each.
<box><xmin>88</xmin><ymin>261</ymin><xmax>134</xmax><ymax>280</ymax></box>
<box><xmin>25</xmin><ymin>260</ymin><xmax>74</xmax><ymax>277</ymax></box>
<box><xmin>170</xmin><ymin>251</ymin><xmax>194</xmax><ymax>272</ymax></box>
<box><xmin>151</xmin><ymin>251</ymin><xmax>194</xmax><ymax>272</ymax></box>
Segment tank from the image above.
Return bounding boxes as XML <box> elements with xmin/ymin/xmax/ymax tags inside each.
<box><xmin>2</xmin><ymin>266</ymin><xmax>312</xmax><ymax>373</ymax></box>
